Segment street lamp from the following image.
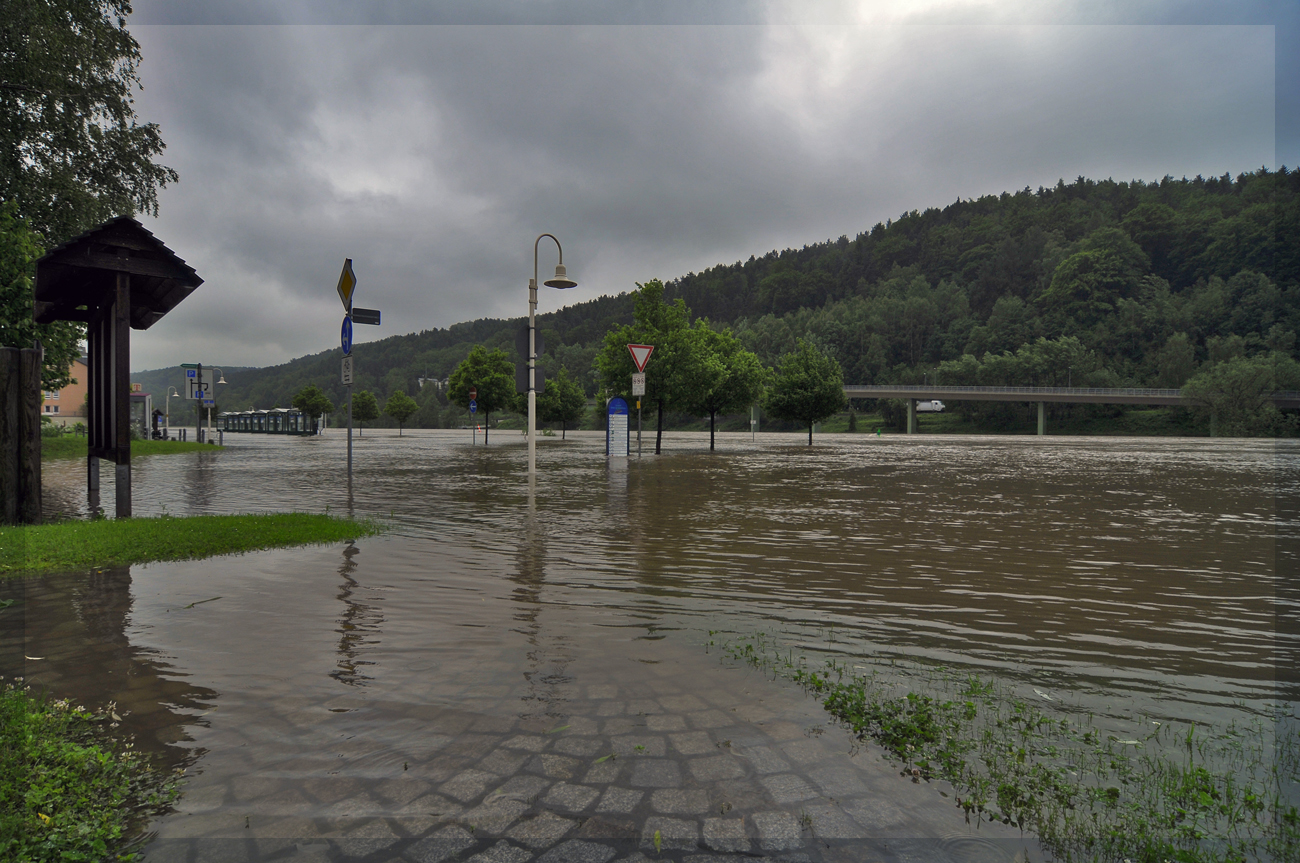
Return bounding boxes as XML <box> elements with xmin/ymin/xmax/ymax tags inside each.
<box><xmin>528</xmin><ymin>234</ymin><xmax>577</xmax><ymax>477</ymax></box>
<box><xmin>166</xmin><ymin>386</ymin><xmax>180</xmax><ymax>440</ymax></box>
<box><xmin>206</xmin><ymin>368</ymin><xmax>227</xmax><ymax>442</ymax></box>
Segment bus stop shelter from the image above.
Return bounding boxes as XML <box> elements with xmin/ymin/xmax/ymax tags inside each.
<box><xmin>34</xmin><ymin>216</ymin><xmax>203</xmax><ymax>517</ymax></box>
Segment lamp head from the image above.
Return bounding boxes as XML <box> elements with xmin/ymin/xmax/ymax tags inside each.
<box><xmin>543</xmin><ymin>263</ymin><xmax>577</xmax><ymax>289</ymax></box>
<box><xmin>217</xmin><ymin>373</ymin><xmax>227</xmax><ymax>385</ymax></box>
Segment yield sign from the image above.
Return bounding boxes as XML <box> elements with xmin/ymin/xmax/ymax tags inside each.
<box><xmin>336</xmin><ymin>258</ymin><xmax>357</xmax><ymax>311</ymax></box>
<box><xmin>627</xmin><ymin>343</ymin><xmax>654</xmax><ymax>372</ymax></box>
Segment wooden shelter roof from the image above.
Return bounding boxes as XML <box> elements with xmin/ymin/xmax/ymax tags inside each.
<box><xmin>33</xmin><ymin>216</ymin><xmax>203</xmax><ymax>330</ymax></box>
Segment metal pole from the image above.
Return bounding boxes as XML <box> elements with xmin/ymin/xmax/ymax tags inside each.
<box><xmin>528</xmin><ymin>274</ymin><xmax>537</xmax><ymax>473</ymax></box>
<box><xmin>637</xmin><ymin>400</ymin><xmax>642</xmax><ymax>458</ymax></box>
<box><xmin>197</xmin><ymin>363</ymin><xmax>203</xmax><ymax>443</ymax></box>
<box><xmin>347</xmin><ymin>387</ymin><xmax>353</xmax><ymax>484</ymax></box>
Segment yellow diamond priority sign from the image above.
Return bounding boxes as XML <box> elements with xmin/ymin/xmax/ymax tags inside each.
<box><xmin>336</xmin><ymin>258</ymin><xmax>357</xmax><ymax>311</ymax></box>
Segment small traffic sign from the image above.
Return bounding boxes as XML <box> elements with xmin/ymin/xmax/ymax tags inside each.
<box><xmin>336</xmin><ymin>258</ymin><xmax>357</xmax><ymax>311</ymax></box>
<box><xmin>181</xmin><ymin>363</ymin><xmax>200</xmax><ymax>370</ymax></box>
<box><xmin>627</xmin><ymin>344</ymin><xmax>654</xmax><ymax>372</ymax></box>
<box><xmin>341</xmin><ymin>355</ymin><xmax>354</xmax><ymax>385</ymax></box>
<box><xmin>469</xmin><ymin>399</ymin><xmax>477</xmax><ymax>414</ymax></box>
<box><xmin>187</xmin><ymin>379</ymin><xmax>207</xmax><ymax>399</ymax></box>
<box><xmin>202</xmin><ymin>398</ymin><xmax>214</xmax><ymax>407</ymax></box>
<box><xmin>468</xmin><ymin>387</ymin><xmax>477</xmax><ymax>400</ymax></box>
<box><xmin>352</xmin><ymin>307</ymin><xmax>381</xmax><ymax>326</ymax></box>
<box><xmin>632</xmin><ymin>373</ymin><xmax>645</xmax><ymax>396</ymax></box>
<box><xmin>341</xmin><ymin>316</ymin><xmax>353</xmax><ymax>355</ymax></box>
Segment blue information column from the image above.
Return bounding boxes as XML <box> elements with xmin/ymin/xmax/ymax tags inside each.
<box><xmin>607</xmin><ymin>397</ymin><xmax>630</xmax><ymax>457</ymax></box>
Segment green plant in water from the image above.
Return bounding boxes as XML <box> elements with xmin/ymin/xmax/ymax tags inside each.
<box><xmin>718</xmin><ymin>632</ymin><xmax>1299</xmax><ymax>863</ymax></box>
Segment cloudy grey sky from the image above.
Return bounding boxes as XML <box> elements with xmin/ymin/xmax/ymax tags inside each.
<box><xmin>122</xmin><ymin>1</ymin><xmax>1291</xmax><ymax>372</ymax></box>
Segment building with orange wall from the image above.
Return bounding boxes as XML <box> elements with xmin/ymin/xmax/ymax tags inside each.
<box><xmin>42</xmin><ymin>356</ymin><xmax>88</xmax><ymax>426</ymax></box>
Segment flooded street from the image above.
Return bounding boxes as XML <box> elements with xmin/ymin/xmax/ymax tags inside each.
<box><xmin>5</xmin><ymin>431</ymin><xmax>1298</xmax><ymax>861</ymax></box>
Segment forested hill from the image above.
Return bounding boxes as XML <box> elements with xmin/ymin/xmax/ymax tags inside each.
<box><xmin>135</xmin><ymin>168</ymin><xmax>1300</xmax><ymax>425</ymax></box>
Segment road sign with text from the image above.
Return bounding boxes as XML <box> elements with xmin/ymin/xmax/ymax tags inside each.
<box><xmin>341</xmin><ymin>355</ymin><xmax>354</xmax><ymax>385</ymax></box>
<box><xmin>627</xmin><ymin>344</ymin><xmax>654</xmax><ymax>372</ymax></box>
<box><xmin>632</xmin><ymin>373</ymin><xmax>645</xmax><ymax>396</ymax></box>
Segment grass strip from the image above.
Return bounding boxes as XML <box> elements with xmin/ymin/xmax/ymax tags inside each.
<box><xmin>41</xmin><ymin>437</ymin><xmax>224</xmax><ymax>461</ymax></box>
<box><xmin>0</xmin><ymin>513</ymin><xmax>383</xmax><ymax>576</ymax></box>
<box><xmin>0</xmin><ymin>680</ymin><xmax>180</xmax><ymax>862</ymax></box>
<box><xmin>716</xmin><ymin>631</ymin><xmax>1299</xmax><ymax>863</ymax></box>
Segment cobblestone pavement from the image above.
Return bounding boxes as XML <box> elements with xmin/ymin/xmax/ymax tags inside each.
<box><xmin>8</xmin><ymin>539</ymin><xmax>1040</xmax><ymax>863</ymax></box>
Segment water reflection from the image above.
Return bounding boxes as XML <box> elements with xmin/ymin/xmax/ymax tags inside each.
<box><xmin>330</xmin><ymin>542</ymin><xmax>383</xmax><ymax>687</ymax></box>
<box><xmin>0</xmin><ymin>566</ymin><xmax>216</xmax><ymax>769</ymax></box>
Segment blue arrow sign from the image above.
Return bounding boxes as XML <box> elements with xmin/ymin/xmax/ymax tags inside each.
<box><xmin>469</xmin><ymin>399</ymin><xmax>478</xmax><ymax>414</ymax></box>
<box><xmin>341</xmin><ymin>316</ymin><xmax>353</xmax><ymax>355</ymax></box>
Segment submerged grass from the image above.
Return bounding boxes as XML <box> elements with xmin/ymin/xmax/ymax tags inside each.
<box><xmin>0</xmin><ymin>513</ymin><xmax>383</xmax><ymax>575</ymax></box>
<box><xmin>714</xmin><ymin>631</ymin><xmax>1299</xmax><ymax>863</ymax></box>
<box><xmin>0</xmin><ymin>679</ymin><xmax>181</xmax><ymax>861</ymax></box>
<box><xmin>41</xmin><ymin>437</ymin><xmax>223</xmax><ymax>461</ymax></box>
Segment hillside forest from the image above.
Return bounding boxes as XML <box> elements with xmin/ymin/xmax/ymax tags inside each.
<box><xmin>131</xmin><ymin>168</ymin><xmax>1300</xmax><ymax>436</ymax></box>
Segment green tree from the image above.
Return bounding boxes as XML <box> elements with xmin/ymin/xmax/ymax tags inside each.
<box><xmin>1182</xmin><ymin>354</ymin><xmax>1298</xmax><ymax>437</ymax></box>
<box><xmin>352</xmin><ymin>390</ymin><xmax>379</xmax><ymax>435</ymax></box>
<box><xmin>1</xmin><ymin>0</ymin><xmax>178</xmax><ymax>244</ymax></box>
<box><xmin>765</xmin><ymin>339</ymin><xmax>846</xmax><ymax>445</ymax></box>
<box><xmin>448</xmin><ymin>345</ymin><xmax>514</xmax><ymax>445</ymax></box>
<box><xmin>674</xmin><ymin>323</ymin><xmax>767</xmax><ymax>450</ymax></box>
<box><xmin>594</xmin><ymin>279</ymin><xmax>694</xmax><ymax>454</ymax></box>
<box><xmin>384</xmin><ymin>389</ymin><xmax>418</xmax><ymax>436</ymax></box>
<box><xmin>291</xmin><ymin>384</ymin><xmax>334</xmax><ymax>434</ymax></box>
<box><xmin>0</xmin><ymin>204</ymin><xmax>81</xmax><ymax>387</ymax></box>
<box><xmin>536</xmin><ymin>366</ymin><xmax>587</xmax><ymax>439</ymax></box>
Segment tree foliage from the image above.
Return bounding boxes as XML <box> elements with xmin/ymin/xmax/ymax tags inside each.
<box><xmin>291</xmin><ymin>384</ymin><xmax>334</xmax><ymax>432</ymax></box>
<box><xmin>383</xmin><ymin>389</ymin><xmax>418</xmax><ymax>435</ymax></box>
<box><xmin>765</xmin><ymin>339</ymin><xmax>845</xmax><ymax>444</ymax></box>
<box><xmin>0</xmin><ymin>203</ymin><xmax>81</xmax><ymax>387</ymax></box>
<box><xmin>351</xmin><ymin>390</ymin><xmax>379</xmax><ymax>433</ymax></box>
<box><xmin>535</xmin><ymin>366</ymin><xmax>586</xmax><ymax>438</ymax></box>
<box><xmin>673</xmin><ymin>323</ymin><xmax>767</xmax><ymax>450</ymax></box>
<box><xmin>448</xmin><ymin>345</ymin><xmax>514</xmax><ymax>444</ymax></box>
<box><xmin>0</xmin><ymin>0</ymin><xmax>178</xmax><ymax>244</ymax></box>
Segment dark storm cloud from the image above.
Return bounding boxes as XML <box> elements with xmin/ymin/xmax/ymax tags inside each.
<box><xmin>124</xmin><ymin>14</ymin><xmax>1275</xmax><ymax>371</ymax></box>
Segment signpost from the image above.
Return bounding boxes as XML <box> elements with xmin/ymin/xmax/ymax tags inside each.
<box><xmin>337</xmin><ymin>259</ymin><xmax>355</xmax><ymax>486</ymax></box>
<box><xmin>470</xmin><ymin>398</ymin><xmax>478</xmax><ymax>444</ymax></box>
<box><xmin>607</xmin><ymin>397</ymin><xmax>630</xmax><ymax>458</ymax></box>
<box><xmin>627</xmin><ymin>345</ymin><xmax>653</xmax><ymax>458</ymax></box>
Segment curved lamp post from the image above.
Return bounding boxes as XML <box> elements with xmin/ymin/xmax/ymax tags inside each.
<box><xmin>165</xmin><ymin>386</ymin><xmax>181</xmax><ymax>440</ymax></box>
<box><xmin>207</xmin><ymin>368</ymin><xmax>227</xmax><ymax>441</ymax></box>
<box><xmin>528</xmin><ymin>234</ymin><xmax>577</xmax><ymax>476</ymax></box>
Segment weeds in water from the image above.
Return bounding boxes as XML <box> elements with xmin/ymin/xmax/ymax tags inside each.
<box><xmin>719</xmin><ymin>632</ymin><xmax>1299</xmax><ymax>863</ymax></box>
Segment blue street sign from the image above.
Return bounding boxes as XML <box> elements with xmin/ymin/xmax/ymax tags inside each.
<box><xmin>469</xmin><ymin>399</ymin><xmax>478</xmax><ymax>414</ymax></box>
<box><xmin>185</xmin><ymin>368</ymin><xmax>196</xmax><ymax>378</ymax></box>
<box><xmin>341</xmin><ymin>316</ymin><xmax>353</xmax><ymax>355</ymax></box>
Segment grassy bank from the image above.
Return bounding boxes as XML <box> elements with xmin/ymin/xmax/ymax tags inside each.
<box><xmin>0</xmin><ymin>680</ymin><xmax>179</xmax><ymax>861</ymax></box>
<box><xmin>41</xmin><ymin>437</ymin><xmax>223</xmax><ymax>461</ymax></box>
<box><xmin>0</xmin><ymin>513</ymin><xmax>383</xmax><ymax>575</ymax></box>
<box><xmin>717</xmin><ymin>632</ymin><xmax>1299</xmax><ymax>863</ymax></box>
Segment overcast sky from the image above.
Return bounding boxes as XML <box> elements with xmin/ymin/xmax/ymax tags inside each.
<box><xmin>122</xmin><ymin>0</ymin><xmax>1293</xmax><ymax>372</ymax></box>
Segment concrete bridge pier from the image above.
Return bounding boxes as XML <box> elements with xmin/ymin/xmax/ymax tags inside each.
<box><xmin>907</xmin><ymin>399</ymin><xmax>917</xmax><ymax>434</ymax></box>
<box><xmin>1037</xmin><ymin>401</ymin><xmax>1046</xmax><ymax>436</ymax></box>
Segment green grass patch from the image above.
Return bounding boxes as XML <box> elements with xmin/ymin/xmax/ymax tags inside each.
<box><xmin>715</xmin><ymin>632</ymin><xmax>1299</xmax><ymax>862</ymax></box>
<box><xmin>0</xmin><ymin>513</ymin><xmax>383</xmax><ymax>576</ymax></box>
<box><xmin>0</xmin><ymin>681</ymin><xmax>180</xmax><ymax>861</ymax></box>
<box><xmin>41</xmin><ymin>437</ymin><xmax>224</xmax><ymax>461</ymax></box>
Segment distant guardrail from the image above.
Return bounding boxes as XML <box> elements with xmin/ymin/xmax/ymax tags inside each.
<box><xmin>843</xmin><ymin>385</ymin><xmax>1300</xmax><ymax>408</ymax></box>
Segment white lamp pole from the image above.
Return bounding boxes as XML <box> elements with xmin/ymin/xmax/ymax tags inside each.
<box><xmin>528</xmin><ymin>234</ymin><xmax>577</xmax><ymax>477</ymax></box>
<box><xmin>165</xmin><ymin>386</ymin><xmax>180</xmax><ymax>439</ymax></box>
<box><xmin>208</xmin><ymin>368</ymin><xmax>227</xmax><ymax>440</ymax></box>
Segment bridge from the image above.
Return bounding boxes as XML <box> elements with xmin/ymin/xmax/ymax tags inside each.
<box><xmin>842</xmin><ymin>385</ymin><xmax>1300</xmax><ymax>434</ymax></box>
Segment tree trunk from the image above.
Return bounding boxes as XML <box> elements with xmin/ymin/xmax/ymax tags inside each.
<box><xmin>709</xmin><ymin>410</ymin><xmax>716</xmax><ymax>451</ymax></box>
<box><xmin>808</xmin><ymin>420</ymin><xmax>813</xmax><ymax>445</ymax></box>
<box><xmin>655</xmin><ymin>398</ymin><xmax>664</xmax><ymax>455</ymax></box>
<box><xmin>562</xmin><ymin>420</ymin><xmax>566</xmax><ymax>440</ymax></box>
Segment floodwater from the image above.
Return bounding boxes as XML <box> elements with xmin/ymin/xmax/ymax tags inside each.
<box><xmin>5</xmin><ymin>430</ymin><xmax>1299</xmax><ymax>862</ymax></box>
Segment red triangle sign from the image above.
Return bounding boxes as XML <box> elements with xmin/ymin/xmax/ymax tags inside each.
<box><xmin>627</xmin><ymin>344</ymin><xmax>654</xmax><ymax>372</ymax></box>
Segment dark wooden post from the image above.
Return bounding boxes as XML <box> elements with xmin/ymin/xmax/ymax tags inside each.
<box><xmin>0</xmin><ymin>345</ymin><xmax>43</xmax><ymax>525</ymax></box>
<box><xmin>114</xmin><ymin>272</ymin><xmax>131</xmax><ymax>516</ymax></box>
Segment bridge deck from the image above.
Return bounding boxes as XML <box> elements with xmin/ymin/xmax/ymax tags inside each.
<box><xmin>843</xmin><ymin>385</ymin><xmax>1300</xmax><ymax>409</ymax></box>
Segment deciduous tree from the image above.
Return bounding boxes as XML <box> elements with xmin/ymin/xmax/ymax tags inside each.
<box><xmin>292</xmin><ymin>384</ymin><xmax>334</xmax><ymax>433</ymax></box>
<box><xmin>536</xmin><ymin>366</ymin><xmax>586</xmax><ymax>439</ymax></box>
<box><xmin>384</xmin><ymin>389</ymin><xmax>418</xmax><ymax>436</ymax></box>
<box><xmin>448</xmin><ymin>345</ymin><xmax>514</xmax><ymax>445</ymax></box>
<box><xmin>674</xmin><ymin>323</ymin><xmax>767</xmax><ymax>450</ymax></box>
<box><xmin>352</xmin><ymin>390</ymin><xmax>379</xmax><ymax>435</ymax></box>
<box><xmin>765</xmin><ymin>339</ymin><xmax>845</xmax><ymax>445</ymax></box>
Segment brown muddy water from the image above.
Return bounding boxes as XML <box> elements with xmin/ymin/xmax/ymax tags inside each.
<box><xmin>5</xmin><ymin>430</ymin><xmax>1299</xmax><ymax>862</ymax></box>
